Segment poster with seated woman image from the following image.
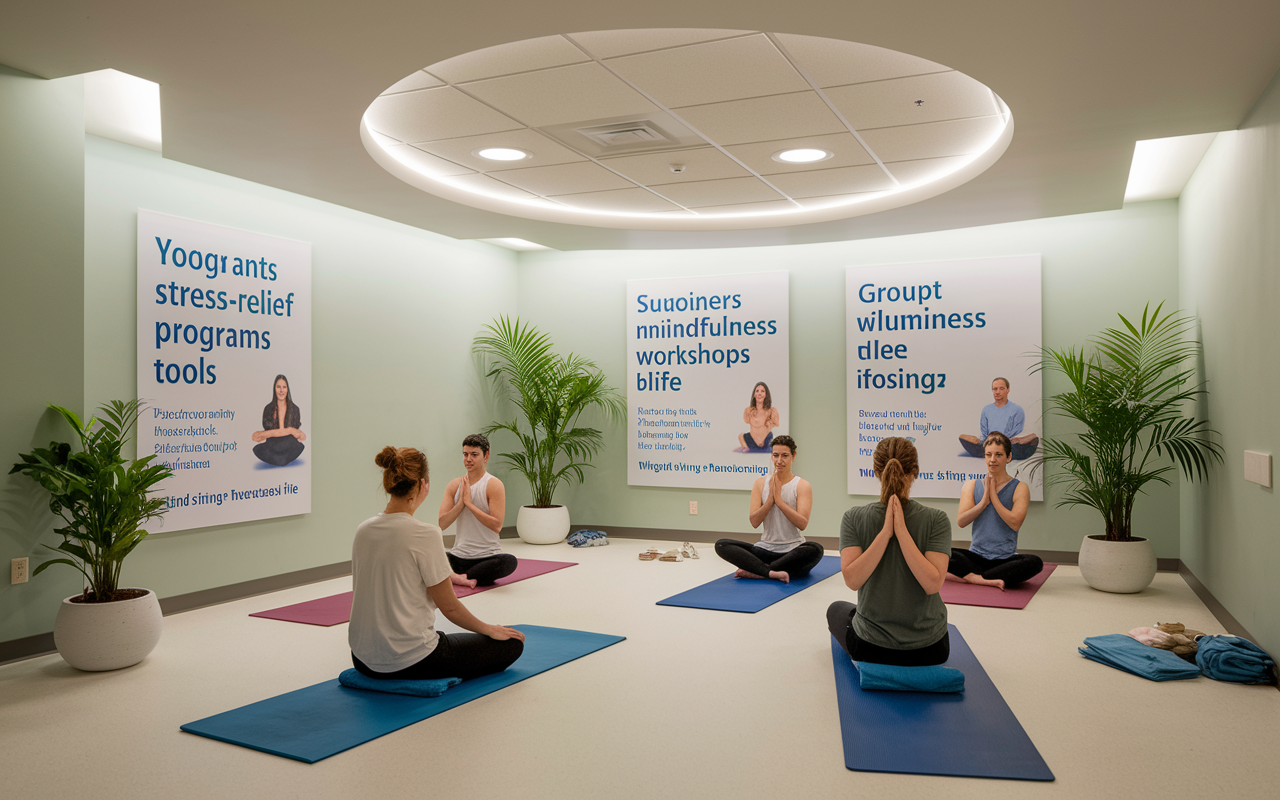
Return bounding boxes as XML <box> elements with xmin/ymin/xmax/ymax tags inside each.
<box><xmin>136</xmin><ymin>210</ymin><xmax>311</xmax><ymax>531</ymax></box>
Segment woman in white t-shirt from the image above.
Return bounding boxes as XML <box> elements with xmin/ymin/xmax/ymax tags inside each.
<box><xmin>349</xmin><ymin>446</ymin><xmax>525</xmax><ymax>681</ymax></box>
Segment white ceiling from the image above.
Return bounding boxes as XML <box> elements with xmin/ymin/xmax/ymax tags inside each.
<box><xmin>2</xmin><ymin>1</ymin><xmax>1278</xmax><ymax>249</ymax></box>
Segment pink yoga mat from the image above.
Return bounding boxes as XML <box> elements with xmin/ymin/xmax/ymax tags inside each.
<box><xmin>249</xmin><ymin>559</ymin><xmax>578</xmax><ymax>627</ymax></box>
<box><xmin>938</xmin><ymin>563</ymin><xmax>1057</xmax><ymax>609</ymax></box>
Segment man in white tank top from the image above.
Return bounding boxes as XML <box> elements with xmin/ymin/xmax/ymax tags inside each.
<box><xmin>438</xmin><ymin>434</ymin><xmax>517</xmax><ymax>588</ymax></box>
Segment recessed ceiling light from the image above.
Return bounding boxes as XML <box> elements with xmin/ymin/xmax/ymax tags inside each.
<box><xmin>475</xmin><ymin>147</ymin><xmax>529</xmax><ymax>161</ymax></box>
<box><xmin>772</xmin><ymin>148</ymin><xmax>833</xmax><ymax>164</ymax></box>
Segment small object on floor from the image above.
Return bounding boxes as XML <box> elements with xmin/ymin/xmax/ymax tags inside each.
<box><xmin>1196</xmin><ymin>635</ymin><xmax>1277</xmax><ymax>685</ymax></box>
<box><xmin>938</xmin><ymin>563</ymin><xmax>1057</xmax><ymax>609</ymax></box>
<box><xmin>1078</xmin><ymin>634</ymin><xmax>1202</xmax><ymax>681</ymax></box>
<box><xmin>639</xmin><ymin>549</ymin><xmax>660</xmax><ymax>561</ymax></box>
<box><xmin>657</xmin><ymin>555</ymin><xmax>841</xmax><ymax>613</ymax></box>
<box><xmin>831</xmin><ymin>626</ymin><xmax>1054</xmax><ymax>781</ymax></box>
<box><xmin>566</xmin><ymin>529</ymin><xmax>609</xmax><ymax>547</ymax></box>
<box><xmin>1129</xmin><ymin>625</ymin><xmax>1202</xmax><ymax>656</ymax></box>
<box><xmin>681</xmin><ymin>541</ymin><xmax>699</xmax><ymax>559</ymax></box>
<box><xmin>854</xmin><ymin>662</ymin><xmax>965</xmax><ymax>693</ymax></box>
<box><xmin>337</xmin><ymin>669</ymin><xmax>461</xmax><ymax>697</ymax></box>
<box><xmin>658</xmin><ymin>549</ymin><xmax>684</xmax><ymax>562</ymax></box>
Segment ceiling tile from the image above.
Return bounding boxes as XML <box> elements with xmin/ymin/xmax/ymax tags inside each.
<box><xmin>462</xmin><ymin>62</ymin><xmax>659</xmax><ymax>128</ymax></box>
<box><xmin>728</xmin><ymin>132</ymin><xmax>874</xmax><ymax>175</ymax></box>
<box><xmin>599</xmin><ymin>147</ymin><xmax>749</xmax><ymax>185</ymax></box>
<box><xmin>365</xmin><ymin>87</ymin><xmax>523</xmax><ymax>143</ymax></box>
<box><xmin>692</xmin><ymin>199</ymin><xmax>799</xmax><ymax>216</ymax></box>
<box><xmin>568</xmin><ymin>29</ymin><xmax>753</xmax><ymax>60</ymax></box>
<box><xmin>488</xmin><ymin>161</ymin><xmax>635</xmax><ymax>196</ymax></box>
<box><xmin>765</xmin><ymin>164</ymin><xmax>895</xmax><ymax>198</ymax></box>
<box><xmin>385</xmin><ymin>145</ymin><xmax>475</xmax><ymax>177</ymax></box>
<box><xmin>673</xmin><ymin>92</ymin><xmax>847</xmax><ymax>146</ymax></box>
<box><xmin>381</xmin><ymin>71</ymin><xmax>445</xmax><ymax>95</ymax></box>
<box><xmin>547</xmin><ymin>187</ymin><xmax>682</xmax><ymax>214</ymax></box>
<box><xmin>772</xmin><ymin>34</ymin><xmax>950</xmax><ymax>88</ymax></box>
<box><xmin>650</xmin><ymin>176</ymin><xmax>784</xmax><ymax>208</ymax></box>
<box><xmin>428</xmin><ymin>36</ymin><xmax>589</xmax><ymax>84</ymax></box>
<box><xmin>884</xmin><ymin>155</ymin><xmax>970</xmax><ymax>185</ymax></box>
<box><xmin>412</xmin><ymin>129</ymin><xmax>586</xmax><ymax>172</ymax></box>
<box><xmin>444</xmin><ymin>173</ymin><xmax>541</xmax><ymax>202</ymax></box>
<box><xmin>606</xmin><ymin>34</ymin><xmax>810</xmax><ymax>108</ymax></box>
<box><xmin>825</xmin><ymin>71</ymin><xmax>999</xmax><ymax>130</ymax></box>
<box><xmin>794</xmin><ymin>192</ymin><xmax>884</xmax><ymax>209</ymax></box>
<box><xmin>858</xmin><ymin>115</ymin><xmax>1005</xmax><ymax>162</ymax></box>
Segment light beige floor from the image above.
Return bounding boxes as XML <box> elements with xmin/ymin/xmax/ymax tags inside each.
<box><xmin>1</xmin><ymin>538</ymin><xmax>1277</xmax><ymax>799</ymax></box>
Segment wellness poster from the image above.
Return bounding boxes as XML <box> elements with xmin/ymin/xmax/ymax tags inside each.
<box><xmin>846</xmin><ymin>256</ymin><xmax>1042</xmax><ymax>500</ymax></box>
<box><xmin>136</xmin><ymin>210</ymin><xmax>312</xmax><ymax>531</ymax></box>
<box><xmin>627</xmin><ymin>271</ymin><xmax>789</xmax><ymax>490</ymax></box>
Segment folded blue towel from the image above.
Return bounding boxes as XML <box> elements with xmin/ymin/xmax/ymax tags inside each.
<box><xmin>1196</xmin><ymin>636</ymin><xmax>1277</xmax><ymax>685</ymax></box>
<box><xmin>1079</xmin><ymin>634</ymin><xmax>1201</xmax><ymax>681</ymax></box>
<box><xmin>337</xmin><ymin>669</ymin><xmax>462</xmax><ymax>697</ymax></box>
<box><xmin>855</xmin><ymin>661</ymin><xmax>966</xmax><ymax>693</ymax></box>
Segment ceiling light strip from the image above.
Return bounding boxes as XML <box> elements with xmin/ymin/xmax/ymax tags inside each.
<box><xmin>561</xmin><ymin>33</ymin><xmax>804</xmax><ymax>209</ymax></box>
<box><xmin>764</xmin><ymin>32</ymin><xmax>901</xmax><ymax>188</ymax></box>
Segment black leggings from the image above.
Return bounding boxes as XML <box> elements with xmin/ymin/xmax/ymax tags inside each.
<box><xmin>714</xmin><ymin>539</ymin><xmax>825</xmax><ymax>578</ymax></box>
<box><xmin>253</xmin><ymin>435</ymin><xmax>304</xmax><ymax>466</ymax></box>
<box><xmin>948</xmin><ymin>548</ymin><xmax>1044</xmax><ymax>587</ymax></box>
<box><xmin>447</xmin><ymin>552</ymin><xmax>518</xmax><ymax>586</ymax></box>
<box><xmin>826</xmin><ymin>601</ymin><xmax>950</xmax><ymax>666</ymax></box>
<box><xmin>352</xmin><ymin>631</ymin><xmax>523</xmax><ymax>682</ymax></box>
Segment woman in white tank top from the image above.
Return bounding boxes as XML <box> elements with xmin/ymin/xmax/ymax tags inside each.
<box><xmin>714</xmin><ymin>436</ymin><xmax>825</xmax><ymax>582</ymax></box>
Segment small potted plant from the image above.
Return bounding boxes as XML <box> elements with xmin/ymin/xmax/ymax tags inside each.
<box><xmin>473</xmin><ymin>317</ymin><xmax>624</xmax><ymax>544</ymax></box>
<box><xmin>1033</xmin><ymin>303</ymin><xmax>1222</xmax><ymax>593</ymax></box>
<box><xmin>11</xmin><ymin>400</ymin><xmax>173</xmax><ymax>670</ymax></box>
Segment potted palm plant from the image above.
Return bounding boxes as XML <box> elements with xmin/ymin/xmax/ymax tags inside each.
<box><xmin>11</xmin><ymin>400</ymin><xmax>173</xmax><ymax>670</ymax></box>
<box><xmin>1033</xmin><ymin>303</ymin><xmax>1222</xmax><ymax>593</ymax></box>
<box><xmin>473</xmin><ymin>317</ymin><xmax>624</xmax><ymax>544</ymax></box>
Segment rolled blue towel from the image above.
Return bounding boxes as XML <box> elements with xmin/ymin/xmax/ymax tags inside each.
<box><xmin>1079</xmin><ymin>634</ymin><xmax>1201</xmax><ymax>681</ymax></box>
<box><xmin>854</xmin><ymin>661</ymin><xmax>965</xmax><ymax>693</ymax></box>
<box><xmin>1196</xmin><ymin>636</ymin><xmax>1277</xmax><ymax>685</ymax></box>
<box><xmin>338</xmin><ymin>669</ymin><xmax>462</xmax><ymax>697</ymax></box>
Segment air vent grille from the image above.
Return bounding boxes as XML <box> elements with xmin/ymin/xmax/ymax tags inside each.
<box><xmin>576</xmin><ymin>121</ymin><xmax>673</xmax><ymax>149</ymax></box>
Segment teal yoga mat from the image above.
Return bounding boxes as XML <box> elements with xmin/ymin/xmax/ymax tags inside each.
<box><xmin>831</xmin><ymin>625</ymin><xmax>1054</xmax><ymax>781</ymax></box>
<box><xmin>181</xmin><ymin>625</ymin><xmax>624</xmax><ymax>763</ymax></box>
<box><xmin>656</xmin><ymin>555</ymin><xmax>841</xmax><ymax>612</ymax></box>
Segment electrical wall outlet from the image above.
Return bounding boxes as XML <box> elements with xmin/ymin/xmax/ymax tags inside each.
<box><xmin>11</xmin><ymin>557</ymin><xmax>29</xmax><ymax>585</ymax></box>
<box><xmin>689</xmin><ymin>501</ymin><xmax>698</xmax><ymax>515</ymax></box>
<box><xmin>1244</xmin><ymin>450</ymin><xmax>1272</xmax><ymax>488</ymax></box>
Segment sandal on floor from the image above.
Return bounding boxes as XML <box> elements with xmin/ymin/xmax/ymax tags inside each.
<box><xmin>658</xmin><ymin>549</ymin><xmax>684</xmax><ymax>562</ymax></box>
<box><xmin>681</xmin><ymin>542</ymin><xmax>699</xmax><ymax>559</ymax></box>
<box><xmin>639</xmin><ymin>549</ymin><xmax>661</xmax><ymax>561</ymax></box>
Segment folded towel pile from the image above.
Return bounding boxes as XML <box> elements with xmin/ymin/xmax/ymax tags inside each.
<box><xmin>338</xmin><ymin>669</ymin><xmax>462</xmax><ymax>697</ymax></box>
<box><xmin>1079</xmin><ymin>634</ymin><xmax>1201</xmax><ymax>681</ymax></box>
<box><xmin>1196</xmin><ymin>636</ymin><xmax>1277</xmax><ymax>685</ymax></box>
<box><xmin>854</xmin><ymin>661</ymin><xmax>965</xmax><ymax>693</ymax></box>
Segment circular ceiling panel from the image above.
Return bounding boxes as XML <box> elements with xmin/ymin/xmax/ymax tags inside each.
<box><xmin>361</xmin><ymin>30</ymin><xmax>1012</xmax><ymax>230</ymax></box>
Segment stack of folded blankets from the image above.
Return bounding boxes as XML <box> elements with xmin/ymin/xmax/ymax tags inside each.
<box><xmin>1078</xmin><ymin>634</ymin><xmax>1202</xmax><ymax>681</ymax></box>
<box><xmin>1080</xmin><ymin>622</ymin><xmax>1278</xmax><ymax>685</ymax></box>
<box><xmin>1196</xmin><ymin>636</ymin><xmax>1277</xmax><ymax>685</ymax></box>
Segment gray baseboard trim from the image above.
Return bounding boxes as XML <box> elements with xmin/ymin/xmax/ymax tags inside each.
<box><xmin>1178</xmin><ymin>563</ymin><xmax>1257</xmax><ymax>642</ymax></box>
<box><xmin>0</xmin><ymin>632</ymin><xmax>56</xmax><ymax>668</ymax></box>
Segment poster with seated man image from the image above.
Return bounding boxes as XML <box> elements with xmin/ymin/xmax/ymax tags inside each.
<box><xmin>845</xmin><ymin>255</ymin><xmax>1042</xmax><ymax>501</ymax></box>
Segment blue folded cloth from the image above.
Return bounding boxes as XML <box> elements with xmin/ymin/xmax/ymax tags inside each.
<box><xmin>337</xmin><ymin>669</ymin><xmax>462</xmax><ymax>697</ymax></box>
<box><xmin>1196</xmin><ymin>636</ymin><xmax>1277</xmax><ymax>685</ymax></box>
<box><xmin>854</xmin><ymin>661</ymin><xmax>965</xmax><ymax>693</ymax></box>
<box><xmin>566</xmin><ymin>529</ymin><xmax>609</xmax><ymax>547</ymax></box>
<box><xmin>1079</xmin><ymin>634</ymin><xmax>1201</xmax><ymax>681</ymax></box>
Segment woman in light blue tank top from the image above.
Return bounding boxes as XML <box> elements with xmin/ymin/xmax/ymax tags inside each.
<box><xmin>947</xmin><ymin>432</ymin><xmax>1042</xmax><ymax>589</ymax></box>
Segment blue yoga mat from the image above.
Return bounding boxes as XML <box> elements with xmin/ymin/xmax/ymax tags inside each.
<box><xmin>831</xmin><ymin>625</ymin><xmax>1054</xmax><ymax>781</ymax></box>
<box><xmin>656</xmin><ymin>555</ymin><xmax>841</xmax><ymax>613</ymax></box>
<box><xmin>181</xmin><ymin>625</ymin><xmax>624</xmax><ymax>763</ymax></box>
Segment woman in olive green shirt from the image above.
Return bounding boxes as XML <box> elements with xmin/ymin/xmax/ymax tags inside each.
<box><xmin>827</xmin><ymin>437</ymin><xmax>952</xmax><ymax>666</ymax></box>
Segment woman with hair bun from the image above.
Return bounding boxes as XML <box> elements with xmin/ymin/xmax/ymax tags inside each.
<box><xmin>827</xmin><ymin>437</ymin><xmax>952</xmax><ymax>666</ymax></box>
<box><xmin>349</xmin><ymin>446</ymin><xmax>524</xmax><ymax>682</ymax></box>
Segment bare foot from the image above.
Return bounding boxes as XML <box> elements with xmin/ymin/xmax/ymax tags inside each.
<box><xmin>963</xmin><ymin>574</ymin><xmax>1005</xmax><ymax>591</ymax></box>
<box><xmin>768</xmin><ymin>570</ymin><xmax>791</xmax><ymax>584</ymax></box>
<box><xmin>450</xmin><ymin>573</ymin><xmax>477</xmax><ymax>589</ymax></box>
<box><xmin>735</xmin><ymin>569</ymin><xmax>765</xmax><ymax>580</ymax></box>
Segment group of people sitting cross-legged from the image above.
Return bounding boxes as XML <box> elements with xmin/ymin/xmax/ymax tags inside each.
<box><xmin>348</xmin><ymin>435</ymin><xmax>524</xmax><ymax>684</ymax></box>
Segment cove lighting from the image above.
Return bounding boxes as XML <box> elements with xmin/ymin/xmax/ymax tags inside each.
<box><xmin>84</xmin><ymin>69</ymin><xmax>162</xmax><ymax>152</ymax></box>
<box><xmin>1124</xmin><ymin>133</ymin><xmax>1219</xmax><ymax>202</ymax></box>
<box><xmin>772</xmin><ymin>148</ymin><xmax>832</xmax><ymax>164</ymax></box>
<box><xmin>480</xmin><ymin>237</ymin><xmax>553</xmax><ymax>251</ymax></box>
<box><xmin>476</xmin><ymin>147</ymin><xmax>529</xmax><ymax>161</ymax></box>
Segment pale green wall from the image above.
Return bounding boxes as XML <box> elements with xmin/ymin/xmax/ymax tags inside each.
<box><xmin>515</xmin><ymin>202</ymin><xmax>1182</xmax><ymax>555</ymax></box>
<box><xmin>1179</xmin><ymin>68</ymin><xmax>1280</xmax><ymax>654</ymax></box>
<box><xmin>0</xmin><ymin>67</ymin><xmax>87</xmax><ymax>643</ymax></box>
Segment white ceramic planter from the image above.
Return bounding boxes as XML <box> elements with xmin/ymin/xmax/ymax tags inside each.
<box><xmin>54</xmin><ymin>588</ymin><xmax>163</xmax><ymax>671</ymax></box>
<box><xmin>1078</xmin><ymin>535</ymin><xmax>1157</xmax><ymax>593</ymax></box>
<box><xmin>516</xmin><ymin>505</ymin><xmax>570</xmax><ymax>545</ymax></box>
